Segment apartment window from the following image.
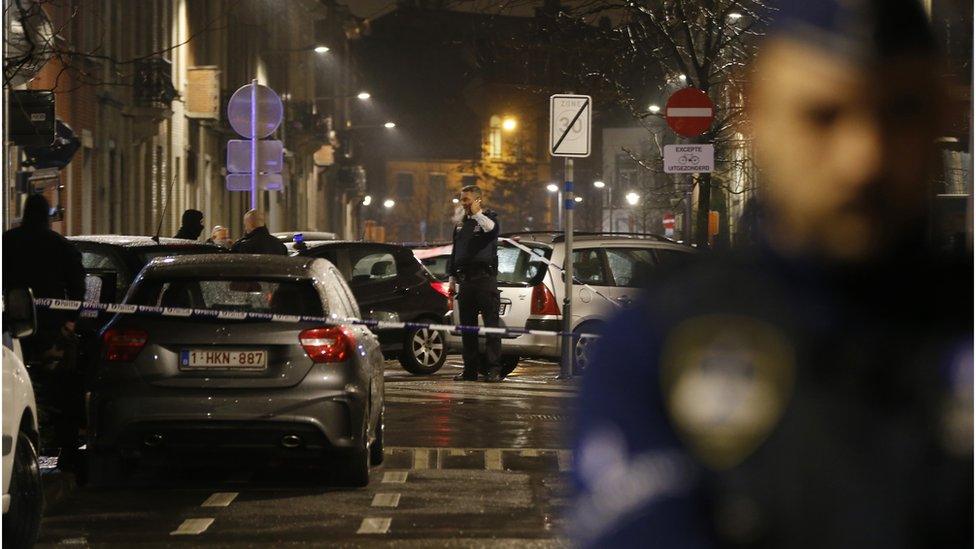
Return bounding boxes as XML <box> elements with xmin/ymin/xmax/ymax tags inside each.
<box><xmin>395</xmin><ymin>172</ymin><xmax>414</xmax><ymax>198</ymax></box>
<box><xmin>429</xmin><ymin>173</ymin><xmax>447</xmax><ymax>202</ymax></box>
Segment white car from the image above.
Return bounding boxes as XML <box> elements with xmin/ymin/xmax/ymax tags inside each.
<box><xmin>446</xmin><ymin>233</ymin><xmax>696</xmax><ymax>374</ymax></box>
<box><xmin>2</xmin><ymin>288</ymin><xmax>42</xmax><ymax>547</ymax></box>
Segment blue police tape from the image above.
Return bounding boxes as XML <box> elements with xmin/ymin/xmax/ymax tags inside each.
<box><xmin>34</xmin><ymin>298</ymin><xmax>601</xmax><ymax>340</ymax></box>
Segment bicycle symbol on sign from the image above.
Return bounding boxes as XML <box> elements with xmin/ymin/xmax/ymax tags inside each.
<box><xmin>679</xmin><ymin>155</ymin><xmax>700</xmax><ymax>164</ymax></box>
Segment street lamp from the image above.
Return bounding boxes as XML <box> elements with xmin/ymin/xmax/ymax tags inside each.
<box><xmin>502</xmin><ymin>117</ymin><xmax>517</xmax><ymax>132</ymax></box>
<box><xmin>625</xmin><ymin>191</ymin><xmax>640</xmax><ymax>206</ymax></box>
<box><xmin>546</xmin><ymin>183</ymin><xmax>559</xmax><ymax>193</ymax></box>
<box><xmin>593</xmin><ymin>180</ymin><xmax>605</xmax><ymax>189</ymax></box>
<box><xmin>384</xmin><ymin>121</ymin><xmax>396</xmax><ymax>129</ymax></box>
<box><xmin>314</xmin><ymin>45</ymin><xmax>330</xmax><ymax>54</ymax></box>
<box><xmin>383</xmin><ymin>199</ymin><xmax>396</xmax><ymax>209</ymax></box>
<box><xmin>728</xmin><ymin>12</ymin><xmax>743</xmax><ymax>20</ymax></box>
<box><xmin>356</xmin><ymin>91</ymin><xmax>371</xmax><ymax>100</ymax></box>
<box><xmin>452</xmin><ymin>198</ymin><xmax>459</xmax><ymax>204</ymax></box>
<box><xmin>362</xmin><ymin>195</ymin><xmax>372</xmax><ymax>206</ymax></box>
<box><xmin>647</xmin><ymin>104</ymin><xmax>661</xmax><ymax>114</ymax></box>
<box><xmin>574</xmin><ymin>196</ymin><xmax>583</xmax><ymax>203</ymax></box>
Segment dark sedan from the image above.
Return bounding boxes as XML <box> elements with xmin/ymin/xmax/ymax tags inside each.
<box><xmin>295</xmin><ymin>241</ymin><xmax>451</xmax><ymax>375</ymax></box>
<box><xmin>88</xmin><ymin>254</ymin><xmax>385</xmax><ymax>487</ymax></box>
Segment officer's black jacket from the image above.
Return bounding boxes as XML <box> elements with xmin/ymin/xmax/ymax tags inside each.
<box><xmin>231</xmin><ymin>226</ymin><xmax>287</xmax><ymax>255</ymax></box>
<box><xmin>572</xmin><ymin>243</ymin><xmax>973</xmax><ymax>548</ymax></box>
<box><xmin>2</xmin><ymin>223</ymin><xmax>86</xmax><ymax>325</ymax></box>
<box><xmin>448</xmin><ymin>209</ymin><xmax>499</xmax><ymax>277</ymax></box>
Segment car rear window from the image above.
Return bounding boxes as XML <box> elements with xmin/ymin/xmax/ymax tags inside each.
<box><xmin>497</xmin><ymin>243</ymin><xmax>552</xmax><ymax>287</ymax></box>
<box><xmin>130</xmin><ymin>278</ymin><xmax>324</xmax><ymax>317</ymax></box>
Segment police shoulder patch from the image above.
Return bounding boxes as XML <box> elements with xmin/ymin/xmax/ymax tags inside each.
<box><xmin>660</xmin><ymin>314</ymin><xmax>795</xmax><ymax>471</ymax></box>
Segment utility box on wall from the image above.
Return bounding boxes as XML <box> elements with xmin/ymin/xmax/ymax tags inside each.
<box><xmin>186</xmin><ymin>66</ymin><xmax>221</xmax><ymax>119</ymax></box>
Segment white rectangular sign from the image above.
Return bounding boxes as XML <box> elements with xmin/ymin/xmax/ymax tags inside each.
<box><xmin>663</xmin><ymin>144</ymin><xmax>714</xmax><ymax>173</ymax></box>
<box><xmin>227</xmin><ymin>139</ymin><xmax>284</xmax><ymax>174</ymax></box>
<box><xmin>226</xmin><ymin>173</ymin><xmax>283</xmax><ymax>192</ymax></box>
<box><xmin>549</xmin><ymin>94</ymin><xmax>592</xmax><ymax>157</ymax></box>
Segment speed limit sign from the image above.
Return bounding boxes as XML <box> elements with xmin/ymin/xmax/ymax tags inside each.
<box><xmin>549</xmin><ymin>94</ymin><xmax>591</xmax><ymax>157</ymax></box>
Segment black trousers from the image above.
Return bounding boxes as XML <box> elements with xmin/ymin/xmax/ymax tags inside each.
<box><xmin>457</xmin><ymin>273</ymin><xmax>501</xmax><ymax>376</ymax></box>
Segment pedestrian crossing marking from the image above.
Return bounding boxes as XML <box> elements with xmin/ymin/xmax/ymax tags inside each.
<box><xmin>371</xmin><ymin>493</ymin><xmax>401</xmax><ymax>508</ymax></box>
<box><xmin>170</xmin><ymin>518</ymin><xmax>214</xmax><ymax>535</ymax></box>
<box><xmin>485</xmin><ymin>449</ymin><xmax>503</xmax><ymax>470</ymax></box>
<box><xmin>382</xmin><ymin>471</ymin><xmax>409</xmax><ymax>483</ymax></box>
<box><xmin>413</xmin><ymin>449</ymin><xmax>429</xmax><ymax>470</ymax></box>
<box><xmin>357</xmin><ymin>517</ymin><xmax>392</xmax><ymax>534</ymax></box>
<box><xmin>201</xmin><ymin>492</ymin><xmax>238</xmax><ymax>507</ymax></box>
<box><xmin>520</xmin><ymin>449</ymin><xmax>539</xmax><ymax>457</ymax></box>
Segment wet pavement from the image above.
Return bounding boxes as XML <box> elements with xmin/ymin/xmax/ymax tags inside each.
<box><xmin>36</xmin><ymin>358</ymin><xmax>576</xmax><ymax>547</ymax></box>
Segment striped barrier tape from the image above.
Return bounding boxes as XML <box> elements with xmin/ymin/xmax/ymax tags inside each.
<box><xmin>33</xmin><ymin>298</ymin><xmax>602</xmax><ymax>340</ymax></box>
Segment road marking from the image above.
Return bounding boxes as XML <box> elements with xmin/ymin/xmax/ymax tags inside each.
<box><xmin>371</xmin><ymin>493</ymin><xmax>401</xmax><ymax>508</ymax></box>
<box><xmin>485</xmin><ymin>449</ymin><xmax>503</xmax><ymax>470</ymax></box>
<box><xmin>383</xmin><ymin>471</ymin><xmax>409</xmax><ymax>483</ymax></box>
<box><xmin>170</xmin><ymin>518</ymin><xmax>215</xmax><ymax>536</ymax></box>
<box><xmin>201</xmin><ymin>492</ymin><xmax>238</xmax><ymax>507</ymax></box>
<box><xmin>357</xmin><ymin>517</ymin><xmax>392</xmax><ymax>534</ymax></box>
<box><xmin>519</xmin><ymin>449</ymin><xmax>540</xmax><ymax>457</ymax></box>
<box><xmin>59</xmin><ymin>538</ymin><xmax>87</xmax><ymax>545</ymax></box>
<box><xmin>557</xmin><ymin>450</ymin><xmax>572</xmax><ymax>472</ymax></box>
<box><xmin>449</xmin><ymin>448</ymin><xmax>465</xmax><ymax>456</ymax></box>
<box><xmin>413</xmin><ymin>449</ymin><xmax>429</xmax><ymax>470</ymax></box>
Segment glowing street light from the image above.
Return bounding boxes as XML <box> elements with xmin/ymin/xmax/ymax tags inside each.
<box><xmin>593</xmin><ymin>180</ymin><xmax>605</xmax><ymax>189</ymax></box>
<box><xmin>574</xmin><ymin>196</ymin><xmax>583</xmax><ymax>203</ymax></box>
<box><xmin>384</xmin><ymin>121</ymin><xmax>396</xmax><ymax>129</ymax></box>
<box><xmin>383</xmin><ymin>199</ymin><xmax>396</xmax><ymax>209</ymax></box>
<box><xmin>502</xmin><ymin>117</ymin><xmax>518</xmax><ymax>131</ymax></box>
<box><xmin>625</xmin><ymin>192</ymin><xmax>640</xmax><ymax>206</ymax></box>
<box><xmin>452</xmin><ymin>198</ymin><xmax>459</xmax><ymax>204</ymax></box>
<box><xmin>546</xmin><ymin>183</ymin><xmax>559</xmax><ymax>193</ymax></box>
<box><xmin>356</xmin><ymin>91</ymin><xmax>371</xmax><ymax>100</ymax></box>
<box><xmin>314</xmin><ymin>45</ymin><xmax>330</xmax><ymax>54</ymax></box>
<box><xmin>362</xmin><ymin>195</ymin><xmax>372</xmax><ymax>206</ymax></box>
<box><xmin>647</xmin><ymin>104</ymin><xmax>661</xmax><ymax>114</ymax></box>
<box><xmin>728</xmin><ymin>12</ymin><xmax>743</xmax><ymax>20</ymax></box>
<box><xmin>678</xmin><ymin>74</ymin><xmax>687</xmax><ymax>83</ymax></box>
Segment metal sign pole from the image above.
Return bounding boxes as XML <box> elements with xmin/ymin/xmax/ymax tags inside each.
<box><xmin>250</xmin><ymin>78</ymin><xmax>258</xmax><ymax>210</ymax></box>
<box><xmin>560</xmin><ymin>157</ymin><xmax>574</xmax><ymax>379</ymax></box>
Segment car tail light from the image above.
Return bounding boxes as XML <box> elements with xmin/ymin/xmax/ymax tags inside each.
<box><xmin>530</xmin><ymin>284</ymin><xmax>560</xmax><ymax>316</ymax></box>
<box><xmin>430</xmin><ymin>281</ymin><xmax>453</xmax><ymax>309</ymax></box>
<box><xmin>103</xmin><ymin>328</ymin><xmax>149</xmax><ymax>362</ymax></box>
<box><xmin>300</xmin><ymin>326</ymin><xmax>351</xmax><ymax>363</ymax></box>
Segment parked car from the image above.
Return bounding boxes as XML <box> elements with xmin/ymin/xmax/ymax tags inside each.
<box><xmin>445</xmin><ymin>233</ymin><xmax>697</xmax><ymax>374</ymax></box>
<box><xmin>2</xmin><ymin>288</ymin><xmax>42</xmax><ymax>547</ymax></box>
<box><xmin>294</xmin><ymin>241</ymin><xmax>452</xmax><ymax>375</ymax></box>
<box><xmin>87</xmin><ymin>254</ymin><xmax>385</xmax><ymax>487</ymax></box>
<box><xmin>411</xmin><ymin>243</ymin><xmax>453</xmax><ymax>282</ymax></box>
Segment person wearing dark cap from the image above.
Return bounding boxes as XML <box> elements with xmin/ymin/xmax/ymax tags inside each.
<box><xmin>174</xmin><ymin>209</ymin><xmax>204</xmax><ymax>240</ymax></box>
<box><xmin>571</xmin><ymin>1</ymin><xmax>971</xmax><ymax>547</ymax></box>
<box><xmin>3</xmin><ymin>193</ymin><xmax>87</xmax><ymax>472</ymax></box>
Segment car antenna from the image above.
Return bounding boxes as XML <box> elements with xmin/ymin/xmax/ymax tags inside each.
<box><xmin>151</xmin><ymin>173</ymin><xmax>178</xmax><ymax>244</ymax></box>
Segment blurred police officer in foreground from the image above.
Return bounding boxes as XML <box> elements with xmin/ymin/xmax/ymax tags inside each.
<box><xmin>448</xmin><ymin>185</ymin><xmax>502</xmax><ymax>382</ymax></box>
<box><xmin>571</xmin><ymin>1</ymin><xmax>972</xmax><ymax>547</ymax></box>
<box><xmin>3</xmin><ymin>194</ymin><xmax>87</xmax><ymax>471</ymax></box>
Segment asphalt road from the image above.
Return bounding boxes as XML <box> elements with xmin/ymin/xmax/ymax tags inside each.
<box><xmin>36</xmin><ymin>358</ymin><xmax>577</xmax><ymax>547</ymax></box>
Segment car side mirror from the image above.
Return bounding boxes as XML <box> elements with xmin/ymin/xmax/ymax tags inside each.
<box><xmin>3</xmin><ymin>287</ymin><xmax>36</xmax><ymax>339</ymax></box>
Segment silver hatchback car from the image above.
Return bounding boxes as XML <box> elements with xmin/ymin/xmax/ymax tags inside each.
<box><xmin>87</xmin><ymin>254</ymin><xmax>385</xmax><ymax>486</ymax></box>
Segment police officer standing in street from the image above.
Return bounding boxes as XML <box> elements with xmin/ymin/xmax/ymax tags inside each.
<box><xmin>231</xmin><ymin>209</ymin><xmax>287</xmax><ymax>255</ymax></box>
<box><xmin>3</xmin><ymin>194</ymin><xmax>87</xmax><ymax>472</ymax></box>
<box><xmin>571</xmin><ymin>1</ymin><xmax>972</xmax><ymax>547</ymax></box>
<box><xmin>448</xmin><ymin>185</ymin><xmax>502</xmax><ymax>382</ymax></box>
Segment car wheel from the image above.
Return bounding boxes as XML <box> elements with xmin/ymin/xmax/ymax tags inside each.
<box><xmin>500</xmin><ymin>355</ymin><xmax>519</xmax><ymax>378</ymax></box>
<box><xmin>370</xmin><ymin>409</ymin><xmax>384</xmax><ymax>466</ymax></box>
<box><xmin>572</xmin><ymin>324</ymin><xmax>602</xmax><ymax>375</ymax></box>
<box><xmin>334</xmin><ymin>423</ymin><xmax>370</xmax><ymax>488</ymax></box>
<box><xmin>398</xmin><ymin>326</ymin><xmax>447</xmax><ymax>375</ymax></box>
<box><xmin>3</xmin><ymin>431</ymin><xmax>42</xmax><ymax>549</ymax></box>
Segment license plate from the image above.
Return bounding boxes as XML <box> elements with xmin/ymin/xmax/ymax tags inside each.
<box><xmin>180</xmin><ymin>349</ymin><xmax>268</xmax><ymax>370</ymax></box>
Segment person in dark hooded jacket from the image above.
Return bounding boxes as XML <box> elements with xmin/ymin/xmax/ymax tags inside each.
<box><xmin>231</xmin><ymin>209</ymin><xmax>287</xmax><ymax>255</ymax></box>
<box><xmin>3</xmin><ymin>193</ymin><xmax>86</xmax><ymax>471</ymax></box>
<box><xmin>174</xmin><ymin>209</ymin><xmax>204</xmax><ymax>240</ymax></box>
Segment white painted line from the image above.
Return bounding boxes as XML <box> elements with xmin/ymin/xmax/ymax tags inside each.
<box><xmin>357</xmin><ymin>517</ymin><xmax>392</xmax><ymax>534</ymax></box>
<box><xmin>520</xmin><ymin>449</ymin><xmax>540</xmax><ymax>457</ymax></box>
<box><xmin>449</xmin><ymin>448</ymin><xmax>465</xmax><ymax>456</ymax></box>
<box><xmin>485</xmin><ymin>449</ymin><xmax>503</xmax><ymax>471</ymax></box>
<box><xmin>382</xmin><ymin>471</ymin><xmax>409</xmax><ymax>483</ymax></box>
<box><xmin>170</xmin><ymin>518</ymin><xmax>215</xmax><ymax>536</ymax></box>
<box><xmin>412</xmin><ymin>449</ymin><xmax>429</xmax><ymax>470</ymax></box>
<box><xmin>667</xmin><ymin>107</ymin><xmax>713</xmax><ymax>117</ymax></box>
<box><xmin>201</xmin><ymin>492</ymin><xmax>238</xmax><ymax>507</ymax></box>
<box><xmin>371</xmin><ymin>493</ymin><xmax>401</xmax><ymax>508</ymax></box>
<box><xmin>557</xmin><ymin>450</ymin><xmax>572</xmax><ymax>472</ymax></box>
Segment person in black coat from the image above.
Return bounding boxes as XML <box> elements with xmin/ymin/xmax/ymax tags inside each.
<box><xmin>174</xmin><ymin>209</ymin><xmax>204</xmax><ymax>240</ymax></box>
<box><xmin>231</xmin><ymin>209</ymin><xmax>287</xmax><ymax>255</ymax></box>
<box><xmin>3</xmin><ymin>193</ymin><xmax>86</xmax><ymax>471</ymax></box>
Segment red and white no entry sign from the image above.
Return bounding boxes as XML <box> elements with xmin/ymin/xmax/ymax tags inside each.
<box><xmin>665</xmin><ymin>87</ymin><xmax>714</xmax><ymax>138</ymax></box>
